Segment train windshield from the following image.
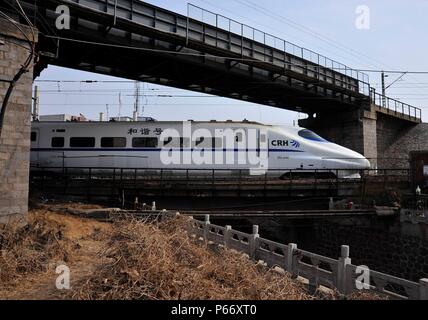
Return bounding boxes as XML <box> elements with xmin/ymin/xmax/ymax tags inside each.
<box><xmin>298</xmin><ymin>129</ymin><xmax>328</xmax><ymax>142</ymax></box>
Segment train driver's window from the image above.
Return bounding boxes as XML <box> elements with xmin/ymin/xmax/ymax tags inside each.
<box><xmin>31</xmin><ymin>132</ymin><xmax>37</xmax><ymax>142</ymax></box>
<box><xmin>51</xmin><ymin>137</ymin><xmax>64</xmax><ymax>148</ymax></box>
<box><xmin>101</xmin><ymin>137</ymin><xmax>126</xmax><ymax>148</ymax></box>
<box><xmin>70</xmin><ymin>137</ymin><xmax>95</xmax><ymax>148</ymax></box>
<box><xmin>132</xmin><ymin>137</ymin><xmax>158</xmax><ymax>148</ymax></box>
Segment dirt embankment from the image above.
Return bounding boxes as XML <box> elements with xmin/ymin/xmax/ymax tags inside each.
<box><xmin>0</xmin><ymin>204</ymin><xmax>384</xmax><ymax>300</ymax></box>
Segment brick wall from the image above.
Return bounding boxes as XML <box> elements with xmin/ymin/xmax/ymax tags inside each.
<box><xmin>313</xmin><ymin>221</ymin><xmax>428</xmax><ymax>282</ymax></box>
<box><xmin>379</xmin><ymin>123</ymin><xmax>428</xmax><ymax>169</ymax></box>
<box><xmin>0</xmin><ymin>18</ymin><xmax>37</xmax><ymax>223</ymax></box>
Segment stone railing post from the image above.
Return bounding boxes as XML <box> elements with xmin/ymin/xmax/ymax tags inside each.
<box><xmin>224</xmin><ymin>225</ymin><xmax>232</xmax><ymax>247</ymax></box>
<box><xmin>203</xmin><ymin>214</ymin><xmax>210</xmax><ymax>241</ymax></box>
<box><xmin>249</xmin><ymin>225</ymin><xmax>259</xmax><ymax>259</ymax></box>
<box><xmin>287</xmin><ymin>243</ymin><xmax>297</xmax><ymax>274</ymax></box>
<box><xmin>337</xmin><ymin>245</ymin><xmax>352</xmax><ymax>295</ymax></box>
<box><xmin>419</xmin><ymin>278</ymin><xmax>428</xmax><ymax>300</ymax></box>
<box><xmin>151</xmin><ymin>201</ymin><xmax>156</xmax><ymax>211</ymax></box>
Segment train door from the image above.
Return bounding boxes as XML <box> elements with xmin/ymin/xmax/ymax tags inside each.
<box><xmin>30</xmin><ymin>129</ymin><xmax>39</xmax><ymax>166</ymax></box>
<box><xmin>234</xmin><ymin>128</ymin><xmax>246</xmax><ymax>169</ymax></box>
<box><xmin>256</xmin><ymin>129</ymin><xmax>269</xmax><ymax>174</ymax></box>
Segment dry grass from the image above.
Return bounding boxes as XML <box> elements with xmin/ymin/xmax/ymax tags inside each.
<box><xmin>0</xmin><ymin>205</ymin><xmax>387</xmax><ymax>300</ymax></box>
<box><xmin>0</xmin><ymin>211</ymin><xmax>72</xmax><ymax>287</ymax></box>
<box><xmin>72</xmin><ymin>216</ymin><xmax>312</xmax><ymax>300</ymax></box>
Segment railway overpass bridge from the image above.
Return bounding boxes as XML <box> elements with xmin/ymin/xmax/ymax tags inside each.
<box><xmin>0</xmin><ymin>0</ymin><xmax>423</xmax><ymax>220</ymax></box>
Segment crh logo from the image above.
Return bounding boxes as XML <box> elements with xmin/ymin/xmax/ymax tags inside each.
<box><xmin>290</xmin><ymin>140</ymin><xmax>300</xmax><ymax>148</ymax></box>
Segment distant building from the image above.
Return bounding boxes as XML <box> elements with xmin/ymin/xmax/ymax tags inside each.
<box><xmin>109</xmin><ymin>116</ymin><xmax>134</xmax><ymax>122</ymax></box>
<box><xmin>39</xmin><ymin>114</ymin><xmax>88</xmax><ymax>122</ymax></box>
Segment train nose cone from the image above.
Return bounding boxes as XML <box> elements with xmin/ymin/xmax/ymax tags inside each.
<box><xmin>349</xmin><ymin>155</ymin><xmax>371</xmax><ymax>169</ymax></box>
<box><xmin>362</xmin><ymin>158</ymin><xmax>371</xmax><ymax>169</ymax></box>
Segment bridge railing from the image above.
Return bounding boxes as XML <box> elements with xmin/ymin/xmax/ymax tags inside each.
<box><xmin>187</xmin><ymin>4</ymin><xmax>370</xmax><ymax>96</ymax></box>
<box><xmin>187</xmin><ymin>214</ymin><xmax>428</xmax><ymax>299</ymax></box>
<box><xmin>371</xmin><ymin>90</ymin><xmax>422</xmax><ymax>121</ymax></box>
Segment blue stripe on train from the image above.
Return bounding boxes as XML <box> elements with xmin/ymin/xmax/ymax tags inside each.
<box><xmin>31</xmin><ymin>148</ymin><xmax>304</xmax><ymax>153</ymax></box>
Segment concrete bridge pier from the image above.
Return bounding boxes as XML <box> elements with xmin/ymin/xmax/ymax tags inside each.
<box><xmin>299</xmin><ymin>107</ymin><xmax>378</xmax><ymax>169</ymax></box>
<box><xmin>0</xmin><ymin>18</ymin><xmax>37</xmax><ymax>223</ymax></box>
<box><xmin>300</xmin><ymin>106</ymin><xmax>422</xmax><ymax>170</ymax></box>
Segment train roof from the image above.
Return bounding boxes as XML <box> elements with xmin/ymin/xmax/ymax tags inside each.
<box><xmin>32</xmin><ymin>120</ymin><xmax>270</xmax><ymax>126</ymax></box>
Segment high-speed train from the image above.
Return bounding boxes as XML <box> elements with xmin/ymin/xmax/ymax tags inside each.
<box><xmin>30</xmin><ymin>120</ymin><xmax>371</xmax><ymax>177</ymax></box>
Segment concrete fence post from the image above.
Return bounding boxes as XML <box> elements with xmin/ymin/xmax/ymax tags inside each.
<box><xmin>337</xmin><ymin>245</ymin><xmax>352</xmax><ymax>295</ymax></box>
<box><xmin>249</xmin><ymin>225</ymin><xmax>260</xmax><ymax>259</ymax></box>
<box><xmin>287</xmin><ymin>243</ymin><xmax>297</xmax><ymax>274</ymax></box>
<box><xmin>224</xmin><ymin>225</ymin><xmax>232</xmax><ymax>247</ymax></box>
<box><xmin>203</xmin><ymin>214</ymin><xmax>210</xmax><ymax>241</ymax></box>
<box><xmin>419</xmin><ymin>278</ymin><xmax>428</xmax><ymax>300</ymax></box>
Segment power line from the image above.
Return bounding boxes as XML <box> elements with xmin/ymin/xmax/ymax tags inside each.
<box><xmin>197</xmin><ymin>0</ymin><xmax>374</xmax><ymax>74</ymax></box>
<box><xmin>231</xmin><ymin>0</ymin><xmax>383</xmax><ymax>72</ymax></box>
<box><xmin>226</xmin><ymin>0</ymin><xmax>428</xmax><ymax>96</ymax></box>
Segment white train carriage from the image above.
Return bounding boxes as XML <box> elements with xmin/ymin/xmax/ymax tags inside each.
<box><xmin>30</xmin><ymin>120</ymin><xmax>371</xmax><ymax>178</ymax></box>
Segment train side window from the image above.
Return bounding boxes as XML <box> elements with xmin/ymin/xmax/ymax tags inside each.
<box><xmin>194</xmin><ymin>137</ymin><xmax>205</xmax><ymax>147</ymax></box>
<box><xmin>235</xmin><ymin>133</ymin><xmax>243</xmax><ymax>142</ymax></box>
<box><xmin>51</xmin><ymin>137</ymin><xmax>64</xmax><ymax>148</ymax></box>
<box><xmin>213</xmin><ymin>137</ymin><xmax>222</xmax><ymax>148</ymax></box>
<box><xmin>101</xmin><ymin>137</ymin><xmax>126</xmax><ymax>148</ymax></box>
<box><xmin>260</xmin><ymin>134</ymin><xmax>267</xmax><ymax>143</ymax></box>
<box><xmin>70</xmin><ymin>137</ymin><xmax>95</xmax><ymax>148</ymax></box>
<box><xmin>180</xmin><ymin>138</ymin><xmax>190</xmax><ymax>148</ymax></box>
<box><xmin>132</xmin><ymin>137</ymin><xmax>158</xmax><ymax>148</ymax></box>
<box><xmin>163</xmin><ymin>137</ymin><xmax>173</xmax><ymax>146</ymax></box>
<box><xmin>30</xmin><ymin>132</ymin><xmax>37</xmax><ymax>142</ymax></box>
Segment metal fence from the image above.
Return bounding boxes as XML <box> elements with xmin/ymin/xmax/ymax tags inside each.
<box><xmin>30</xmin><ymin>167</ymin><xmax>412</xmax><ymax>200</ymax></box>
<box><xmin>188</xmin><ymin>4</ymin><xmax>422</xmax><ymax>121</ymax></box>
<box><xmin>188</xmin><ymin>214</ymin><xmax>428</xmax><ymax>299</ymax></box>
<box><xmin>187</xmin><ymin>4</ymin><xmax>370</xmax><ymax>96</ymax></box>
<box><xmin>371</xmin><ymin>90</ymin><xmax>422</xmax><ymax>121</ymax></box>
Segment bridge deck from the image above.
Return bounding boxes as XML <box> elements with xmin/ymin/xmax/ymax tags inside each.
<box><xmin>6</xmin><ymin>0</ymin><xmax>422</xmax><ymax>120</ymax></box>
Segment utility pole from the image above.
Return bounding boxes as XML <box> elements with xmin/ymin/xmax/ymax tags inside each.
<box><xmin>134</xmin><ymin>81</ymin><xmax>140</xmax><ymax>120</ymax></box>
<box><xmin>118</xmin><ymin>93</ymin><xmax>122</xmax><ymax>120</ymax></box>
<box><xmin>381</xmin><ymin>71</ymin><xmax>407</xmax><ymax>108</ymax></box>
<box><xmin>32</xmin><ymin>85</ymin><xmax>40</xmax><ymax>121</ymax></box>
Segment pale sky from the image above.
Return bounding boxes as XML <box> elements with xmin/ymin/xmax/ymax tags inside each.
<box><xmin>34</xmin><ymin>0</ymin><xmax>428</xmax><ymax>123</ymax></box>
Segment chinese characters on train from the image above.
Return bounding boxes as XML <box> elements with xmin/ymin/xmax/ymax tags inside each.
<box><xmin>127</xmin><ymin>128</ymin><xmax>163</xmax><ymax>136</ymax></box>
